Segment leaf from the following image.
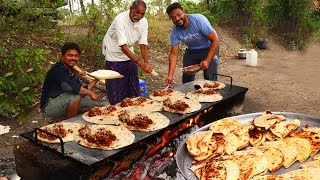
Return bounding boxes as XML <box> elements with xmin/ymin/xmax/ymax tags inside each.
<box><xmin>26</xmin><ymin>68</ymin><xmax>33</xmax><ymax>72</ymax></box>
<box><xmin>4</xmin><ymin>72</ymin><xmax>13</xmax><ymax>77</ymax></box>
<box><xmin>21</xmin><ymin>87</ymin><xmax>30</xmax><ymax>92</ymax></box>
<box><xmin>0</xmin><ymin>91</ymin><xmax>4</xmax><ymax>96</ymax></box>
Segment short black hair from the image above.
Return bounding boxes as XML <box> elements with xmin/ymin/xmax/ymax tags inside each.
<box><xmin>61</xmin><ymin>42</ymin><xmax>81</xmax><ymax>55</ymax></box>
<box><xmin>132</xmin><ymin>0</ymin><xmax>147</xmax><ymax>9</ymax></box>
<box><xmin>166</xmin><ymin>2</ymin><xmax>183</xmax><ymax>15</ymax></box>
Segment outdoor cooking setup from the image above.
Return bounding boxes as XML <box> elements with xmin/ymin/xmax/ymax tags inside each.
<box><xmin>14</xmin><ymin>76</ymin><xmax>248</xmax><ymax>179</ymax></box>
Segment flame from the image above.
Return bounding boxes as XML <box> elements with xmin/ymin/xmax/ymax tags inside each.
<box><xmin>146</xmin><ymin>110</ymin><xmax>206</xmax><ymax>158</ymax></box>
<box><xmin>130</xmin><ymin>108</ymin><xmax>213</xmax><ymax>179</ymax></box>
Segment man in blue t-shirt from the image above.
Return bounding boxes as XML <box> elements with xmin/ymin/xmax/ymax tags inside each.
<box><xmin>165</xmin><ymin>2</ymin><xmax>219</xmax><ymax>85</ymax></box>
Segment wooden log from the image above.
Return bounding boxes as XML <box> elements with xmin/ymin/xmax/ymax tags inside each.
<box><xmin>73</xmin><ymin>65</ymin><xmax>106</xmax><ymax>91</ymax></box>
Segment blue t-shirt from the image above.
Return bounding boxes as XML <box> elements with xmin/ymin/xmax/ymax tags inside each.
<box><xmin>170</xmin><ymin>14</ymin><xmax>216</xmax><ymax>50</ymax></box>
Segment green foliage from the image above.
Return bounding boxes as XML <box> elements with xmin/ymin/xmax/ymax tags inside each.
<box><xmin>0</xmin><ymin>47</ymin><xmax>48</xmax><ymax>117</ymax></box>
<box><xmin>0</xmin><ymin>1</ymin><xmax>60</xmax><ymax>33</ymax></box>
<box><xmin>265</xmin><ymin>0</ymin><xmax>319</xmax><ymax>49</ymax></box>
<box><xmin>205</xmin><ymin>0</ymin><xmax>265</xmax><ymax>48</ymax></box>
<box><xmin>0</xmin><ymin>0</ymin><xmax>63</xmax><ymax>119</ymax></box>
<box><xmin>181</xmin><ymin>0</ymin><xmax>216</xmax><ymax>24</ymax></box>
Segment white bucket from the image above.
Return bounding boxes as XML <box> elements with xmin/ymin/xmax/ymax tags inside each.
<box><xmin>246</xmin><ymin>49</ymin><xmax>258</xmax><ymax>66</ymax></box>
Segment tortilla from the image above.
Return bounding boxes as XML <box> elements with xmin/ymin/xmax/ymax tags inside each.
<box><xmin>249</xmin><ymin>128</ymin><xmax>266</xmax><ymax>146</ymax></box>
<box><xmin>75</xmin><ymin>124</ymin><xmax>134</xmax><ymax>150</ymax></box>
<box><xmin>236</xmin><ymin>131</ymin><xmax>250</xmax><ymax>150</ymax></box>
<box><xmin>280</xmin><ymin>168</ymin><xmax>320</xmax><ymax>179</ymax></box>
<box><xmin>194</xmin><ymin>80</ymin><xmax>226</xmax><ymax>90</ymax></box>
<box><xmin>269</xmin><ymin>119</ymin><xmax>301</xmax><ymax>139</ymax></box>
<box><xmin>283</xmin><ymin>137</ymin><xmax>312</xmax><ymax>162</ymax></box>
<box><xmin>35</xmin><ymin>122</ymin><xmax>82</xmax><ymax>143</ymax></box>
<box><xmin>314</xmin><ymin>153</ymin><xmax>320</xmax><ymax>160</ymax></box>
<box><xmin>263</xmin><ymin>140</ymin><xmax>298</xmax><ymax>168</ymax></box>
<box><xmin>162</xmin><ymin>97</ymin><xmax>201</xmax><ymax>114</ymax></box>
<box><xmin>232</xmin><ymin>148</ymin><xmax>269</xmax><ymax>178</ymax></box>
<box><xmin>149</xmin><ymin>89</ymin><xmax>185</xmax><ymax>102</ymax></box>
<box><xmin>115</xmin><ymin>96</ymin><xmax>163</xmax><ymax>112</ymax></box>
<box><xmin>299</xmin><ymin>159</ymin><xmax>320</xmax><ymax>169</ymax></box>
<box><xmin>186</xmin><ymin>88</ymin><xmax>223</xmax><ymax>103</ymax></box>
<box><xmin>200</xmin><ymin>159</ymin><xmax>227</xmax><ymax>180</ymax></box>
<box><xmin>193</xmin><ymin>134</ymin><xmax>225</xmax><ymax>161</ymax></box>
<box><xmin>220</xmin><ymin>159</ymin><xmax>240</xmax><ymax>180</ymax></box>
<box><xmin>223</xmin><ymin>150</ymin><xmax>267</xmax><ymax>180</ymax></box>
<box><xmin>182</xmin><ymin>64</ymin><xmax>201</xmax><ymax>74</ymax></box>
<box><xmin>186</xmin><ymin>130</ymin><xmax>215</xmax><ymax>156</ymax></box>
<box><xmin>89</xmin><ymin>69</ymin><xmax>123</xmax><ymax>79</ymax></box>
<box><xmin>302</xmin><ymin>125</ymin><xmax>320</xmax><ymax>134</ymax></box>
<box><xmin>253</xmin><ymin>114</ymin><xmax>286</xmax><ymax>130</ymax></box>
<box><xmin>82</xmin><ymin>106</ymin><xmax>122</xmax><ymax>125</ymax></box>
<box><xmin>224</xmin><ymin>132</ymin><xmax>239</xmax><ymax>155</ymax></box>
<box><xmin>290</xmin><ymin>131</ymin><xmax>320</xmax><ymax>156</ymax></box>
<box><xmin>265</xmin><ymin>130</ymin><xmax>281</xmax><ymax>141</ymax></box>
<box><xmin>256</xmin><ymin>146</ymin><xmax>284</xmax><ymax>173</ymax></box>
<box><xmin>209</xmin><ymin>117</ymin><xmax>242</xmax><ymax>135</ymax></box>
<box><xmin>117</xmin><ymin>110</ymin><xmax>170</xmax><ymax>132</ymax></box>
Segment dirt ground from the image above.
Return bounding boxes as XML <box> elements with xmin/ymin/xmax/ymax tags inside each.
<box><xmin>1</xmin><ymin>28</ymin><xmax>320</xmax><ymax>177</ymax></box>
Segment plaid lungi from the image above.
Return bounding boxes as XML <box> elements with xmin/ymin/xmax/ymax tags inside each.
<box><xmin>105</xmin><ymin>60</ymin><xmax>140</xmax><ymax>105</ymax></box>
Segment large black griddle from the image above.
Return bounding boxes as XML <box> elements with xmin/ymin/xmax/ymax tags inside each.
<box><xmin>21</xmin><ymin>79</ymin><xmax>248</xmax><ymax>168</ymax></box>
<box><xmin>175</xmin><ymin>112</ymin><xmax>320</xmax><ymax>180</ymax></box>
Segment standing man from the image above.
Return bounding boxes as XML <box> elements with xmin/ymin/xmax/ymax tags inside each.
<box><xmin>40</xmin><ymin>42</ymin><xmax>99</xmax><ymax>120</ymax></box>
<box><xmin>165</xmin><ymin>2</ymin><xmax>220</xmax><ymax>86</ymax></box>
<box><xmin>102</xmin><ymin>0</ymin><xmax>153</xmax><ymax>105</ymax></box>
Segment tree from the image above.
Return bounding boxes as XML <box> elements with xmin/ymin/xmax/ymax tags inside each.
<box><xmin>68</xmin><ymin>0</ymin><xmax>73</xmax><ymax>15</ymax></box>
<box><xmin>79</xmin><ymin>0</ymin><xmax>86</xmax><ymax>16</ymax></box>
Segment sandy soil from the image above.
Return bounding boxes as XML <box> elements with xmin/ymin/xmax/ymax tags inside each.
<box><xmin>1</xmin><ymin>28</ymin><xmax>319</xmax><ymax>177</ymax></box>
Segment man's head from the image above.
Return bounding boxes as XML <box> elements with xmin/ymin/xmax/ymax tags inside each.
<box><xmin>130</xmin><ymin>0</ymin><xmax>147</xmax><ymax>23</ymax></box>
<box><xmin>166</xmin><ymin>2</ymin><xmax>187</xmax><ymax>28</ymax></box>
<box><xmin>61</xmin><ymin>42</ymin><xmax>81</xmax><ymax>68</ymax></box>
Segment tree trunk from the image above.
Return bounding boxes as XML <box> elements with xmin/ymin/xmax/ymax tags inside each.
<box><xmin>91</xmin><ymin>0</ymin><xmax>94</xmax><ymax>5</ymax></box>
<box><xmin>79</xmin><ymin>0</ymin><xmax>86</xmax><ymax>16</ymax></box>
<box><xmin>68</xmin><ymin>0</ymin><xmax>73</xmax><ymax>14</ymax></box>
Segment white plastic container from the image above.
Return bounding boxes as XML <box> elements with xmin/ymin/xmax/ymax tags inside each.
<box><xmin>246</xmin><ymin>49</ymin><xmax>258</xmax><ymax>66</ymax></box>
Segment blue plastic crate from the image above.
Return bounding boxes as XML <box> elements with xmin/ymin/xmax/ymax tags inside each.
<box><xmin>139</xmin><ymin>79</ymin><xmax>147</xmax><ymax>97</ymax></box>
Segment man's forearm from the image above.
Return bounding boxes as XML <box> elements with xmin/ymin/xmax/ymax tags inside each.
<box><xmin>87</xmin><ymin>79</ymin><xmax>99</xmax><ymax>90</ymax></box>
<box><xmin>140</xmin><ymin>44</ymin><xmax>148</xmax><ymax>63</ymax></box>
<box><xmin>120</xmin><ymin>44</ymin><xmax>141</xmax><ymax>63</ymax></box>
<box><xmin>79</xmin><ymin>87</ymin><xmax>94</xmax><ymax>96</ymax></box>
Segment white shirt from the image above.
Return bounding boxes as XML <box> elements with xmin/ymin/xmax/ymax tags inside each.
<box><xmin>102</xmin><ymin>11</ymin><xmax>148</xmax><ymax>62</ymax></box>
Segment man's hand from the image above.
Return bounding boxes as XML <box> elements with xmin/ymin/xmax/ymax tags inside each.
<box><xmin>88</xmin><ymin>79</ymin><xmax>99</xmax><ymax>90</ymax></box>
<box><xmin>137</xmin><ymin>60</ymin><xmax>153</xmax><ymax>73</ymax></box>
<box><xmin>200</xmin><ymin>59</ymin><xmax>210</xmax><ymax>70</ymax></box>
<box><xmin>89</xmin><ymin>92</ymin><xmax>99</xmax><ymax>101</ymax></box>
<box><xmin>165</xmin><ymin>75</ymin><xmax>174</xmax><ymax>86</ymax></box>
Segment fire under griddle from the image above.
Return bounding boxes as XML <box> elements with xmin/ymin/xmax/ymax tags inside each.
<box><xmin>17</xmin><ymin>78</ymin><xmax>248</xmax><ymax>179</ymax></box>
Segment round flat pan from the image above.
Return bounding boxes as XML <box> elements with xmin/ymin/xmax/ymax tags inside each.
<box><xmin>175</xmin><ymin>112</ymin><xmax>320</xmax><ymax>180</ymax></box>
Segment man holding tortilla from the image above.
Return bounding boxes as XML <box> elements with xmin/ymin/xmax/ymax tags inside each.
<box><xmin>102</xmin><ymin>0</ymin><xmax>153</xmax><ymax>105</ymax></box>
<box><xmin>40</xmin><ymin>42</ymin><xmax>99</xmax><ymax>120</ymax></box>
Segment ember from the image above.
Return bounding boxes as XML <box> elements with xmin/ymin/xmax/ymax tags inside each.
<box><xmin>146</xmin><ymin>107</ymin><xmax>212</xmax><ymax>158</ymax></box>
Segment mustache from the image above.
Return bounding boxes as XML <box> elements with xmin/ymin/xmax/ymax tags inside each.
<box><xmin>133</xmin><ymin>16</ymin><xmax>142</xmax><ymax>20</ymax></box>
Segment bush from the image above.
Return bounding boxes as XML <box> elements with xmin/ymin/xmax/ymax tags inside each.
<box><xmin>0</xmin><ymin>0</ymin><xmax>63</xmax><ymax>118</ymax></box>
<box><xmin>0</xmin><ymin>47</ymin><xmax>49</xmax><ymax>118</ymax></box>
<box><xmin>265</xmin><ymin>0</ymin><xmax>319</xmax><ymax>49</ymax></box>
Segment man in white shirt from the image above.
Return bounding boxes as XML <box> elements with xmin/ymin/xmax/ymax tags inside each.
<box><xmin>102</xmin><ymin>0</ymin><xmax>153</xmax><ymax>105</ymax></box>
